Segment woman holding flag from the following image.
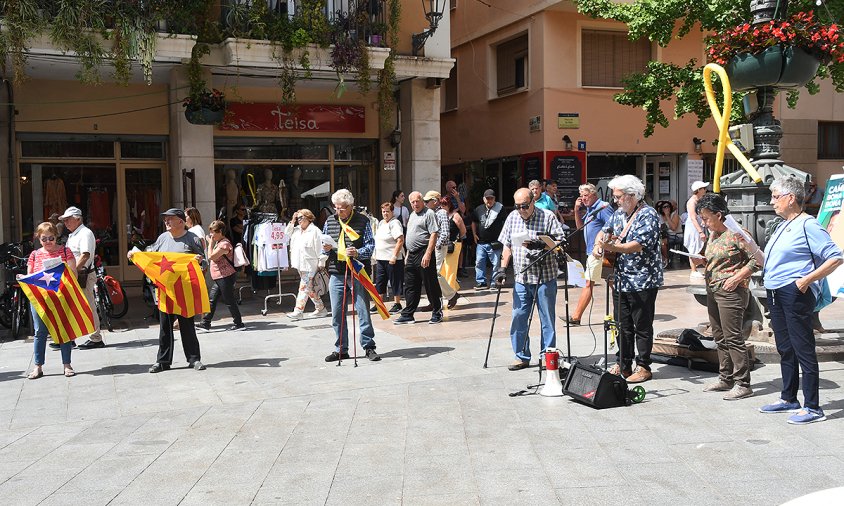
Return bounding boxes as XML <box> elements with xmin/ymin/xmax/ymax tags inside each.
<box><xmin>322</xmin><ymin>189</ymin><xmax>383</xmax><ymax>363</ymax></box>
<box><xmin>24</xmin><ymin>222</ymin><xmax>79</xmax><ymax>379</ymax></box>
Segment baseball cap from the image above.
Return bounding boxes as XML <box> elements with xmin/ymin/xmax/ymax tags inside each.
<box><xmin>59</xmin><ymin>206</ymin><xmax>83</xmax><ymax>220</ymax></box>
<box><xmin>161</xmin><ymin>208</ymin><xmax>187</xmax><ymax>221</ymax></box>
<box><xmin>483</xmin><ymin>189</ymin><xmax>496</xmax><ymax>198</ymax></box>
<box><xmin>691</xmin><ymin>181</ymin><xmax>710</xmax><ymax>192</ymax></box>
<box><xmin>423</xmin><ymin>191</ymin><xmax>441</xmax><ymax>202</ymax></box>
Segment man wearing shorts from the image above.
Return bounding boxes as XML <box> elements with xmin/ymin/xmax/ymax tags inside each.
<box><xmin>567</xmin><ymin>183</ymin><xmax>613</xmax><ymax>325</ymax></box>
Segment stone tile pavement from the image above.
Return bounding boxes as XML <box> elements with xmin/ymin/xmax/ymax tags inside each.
<box><xmin>0</xmin><ymin>269</ymin><xmax>843</xmax><ymax>505</ymax></box>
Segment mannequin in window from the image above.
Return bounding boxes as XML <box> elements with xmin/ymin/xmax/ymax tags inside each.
<box><xmin>256</xmin><ymin>168</ymin><xmax>280</xmax><ymax>214</ymax></box>
<box><xmin>44</xmin><ymin>170</ymin><xmax>68</xmax><ymax>218</ymax></box>
<box><xmin>225</xmin><ymin>168</ymin><xmax>241</xmax><ymax>222</ymax></box>
<box><xmin>287</xmin><ymin>167</ymin><xmax>303</xmax><ymax>214</ymax></box>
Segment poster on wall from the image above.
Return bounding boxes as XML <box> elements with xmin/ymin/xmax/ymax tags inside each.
<box><xmin>687</xmin><ymin>159</ymin><xmax>704</xmax><ymax>190</ymax></box>
<box><xmin>523</xmin><ymin>155</ymin><xmax>542</xmax><ymax>185</ymax></box>
<box><xmin>547</xmin><ymin>151</ymin><xmax>586</xmax><ymax>209</ymax></box>
<box><xmin>817</xmin><ymin>175</ymin><xmax>844</xmax><ymax>295</ymax></box>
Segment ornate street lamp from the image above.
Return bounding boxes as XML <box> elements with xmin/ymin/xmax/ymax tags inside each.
<box><xmin>412</xmin><ymin>0</ymin><xmax>446</xmax><ymax>56</ymax></box>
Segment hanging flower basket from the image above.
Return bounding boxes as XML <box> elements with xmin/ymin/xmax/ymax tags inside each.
<box><xmin>725</xmin><ymin>44</ymin><xmax>820</xmax><ymax>91</ymax></box>
<box><xmin>184</xmin><ymin>106</ymin><xmax>225</xmax><ymax>125</ymax></box>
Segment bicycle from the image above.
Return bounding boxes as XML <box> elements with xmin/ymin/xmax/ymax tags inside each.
<box><xmin>91</xmin><ymin>254</ymin><xmax>129</xmax><ymax>331</ymax></box>
<box><xmin>0</xmin><ymin>242</ymin><xmax>31</xmax><ymax>340</ymax></box>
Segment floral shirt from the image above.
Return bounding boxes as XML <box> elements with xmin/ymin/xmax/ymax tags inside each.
<box><xmin>704</xmin><ymin>229</ymin><xmax>758</xmax><ymax>291</ymax></box>
<box><xmin>603</xmin><ymin>205</ymin><xmax>663</xmax><ymax>293</ymax></box>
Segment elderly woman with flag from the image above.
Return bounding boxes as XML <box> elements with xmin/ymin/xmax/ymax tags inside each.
<box><xmin>322</xmin><ymin>189</ymin><xmax>384</xmax><ymax>363</ymax></box>
<box><xmin>22</xmin><ymin>222</ymin><xmax>80</xmax><ymax>379</ymax></box>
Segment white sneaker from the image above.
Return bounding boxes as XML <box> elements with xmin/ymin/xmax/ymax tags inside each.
<box><xmin>310</xmin><ymin>307</ymin><xmax>329</xmax><ymax>318</ymax></box>
<box><xmin>690</xmin><ymin>271</ymin><xmax>705</xmax><ymax>279</ymax></box>
<box><xmin>286</xmin><ymin>311</ymin><xmax>304</xmax><ymax>321</ymax></box>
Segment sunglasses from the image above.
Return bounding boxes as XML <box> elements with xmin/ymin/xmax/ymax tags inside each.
<box><xmin>296</xmin><ymin>217</ymin><xmax>306</xmax><ymax>222</ymax></box>
<box><xmin>41</xmin><ymin>236</ymin><xmax>56</xmax><ymax>242</ymax></box>
<box><xmin>514</xmin><ymin>203</ymin><xmax>532</xmax><ymax>210</ymax></box>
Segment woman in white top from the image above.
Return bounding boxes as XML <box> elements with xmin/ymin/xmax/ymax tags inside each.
<box><xmin>684</xmin><ymin>182</ymin><xmax>709</xmax><ymax>278</ymax></box>
<box><xmin>374</xmin><ymin>202</ymin><xmax>405</xmax><ymax>313</ymax></box>
<box><xmin>285</xmin><ymin>209</ymin><xmax>327</xmax><ymax>320</ymax></box>
<box><xmin>391</xmin><ymin>190</ymin><xmax>409</xmax><ymax>228</ymax></box>
<box><xmin>185</xmin><ymin>207</ymin><xmax>207</xmax><ymax>250</ymax></box>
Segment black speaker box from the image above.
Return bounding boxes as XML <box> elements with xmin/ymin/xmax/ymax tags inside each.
<box><xmin>562</xmin><ymin>362</ymin><xmax>629</xmax><ymax>409</ymax></box>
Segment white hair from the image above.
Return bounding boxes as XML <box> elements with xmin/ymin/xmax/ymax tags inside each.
<box><xmin>608</xmin><ymin>174</ymin><xmax>645</xmax><ymax>201</ymax></box>
<box><xmin>770</xmin><ymin>175</ymin><xmax>806</xmax><ymax>205</ymax></box>
<box><xmin>579</xmin><ymin>183</ymin><xmax>597</xmax><ymax>194</ymax></box>
<box><xmin>331</xmin><ymin>188</ymin><xmax>355</xmax><ymax>206</ymax></box>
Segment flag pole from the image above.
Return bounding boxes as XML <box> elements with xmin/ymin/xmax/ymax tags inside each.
<box><xmin>350</xmin><ymin>267</ymin><xmax>358</xmax><ymax>368</ymax></box>
<box><xmin>337</xmin><ymin>268</ymin><xmax>349</xmax><ymax>367</ymax></box>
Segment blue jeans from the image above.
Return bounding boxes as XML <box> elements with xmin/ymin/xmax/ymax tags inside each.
<box><xmin>329</xmin><ymin>272</ymin><xmax>376</xmax><ymax>352</ymax></box>
<box><xmin>475</xmin><ymin>243</ymin><xmax>501</xmax><ymax>286</ymax></box>
<box><xmin>32</xmin><ymin>305</ymin><xmax>72</xmax><ymax>366</ymax></box>
<box><xmin>510</xmin><ymin>279</ymin><xmax>557</xmax><ymax>361</ymax></box>
<box><xmin>768</xmin><ymin>282</ymin><xmax>820</xmax><ymax>409</ymax></box>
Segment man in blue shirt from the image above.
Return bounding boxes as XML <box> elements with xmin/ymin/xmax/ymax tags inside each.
<box><xmin>567</xmin><ymin>183</ymin><xmax>614</xmax><ymax>325</ymax></box>
<box><xmin>529</xmin><ymin>180</ymin><xmax>556</xmax><ymax>213</ymax></box>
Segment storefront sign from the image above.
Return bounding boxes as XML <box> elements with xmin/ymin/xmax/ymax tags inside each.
<box><xmin>548</xmin><ymin>150</ymin><xmax>587</xmax><ymax>209</ymax></box>
<box><xmin>529</xmin><ymin>115</ymin><xmax>542</xmax><ymax>132</ymax></box>
<box><xmin>521</xmin><ymin>153</ymin><xmax>543</xmax><ymax>184</ymax></box>
<box><xmin>220</xmin><ymin>103</ymin><xmax>366</xmax><ymax>133</ymax></box>
<box><xmin>383</xmin><ymin>151</ymin><xmax>396</xmax><ymax>171</ymax></box>
<box><xmin>558</xmin><ymin>113</ymin><xmax>580</xmax><ymax>129</ymax></box>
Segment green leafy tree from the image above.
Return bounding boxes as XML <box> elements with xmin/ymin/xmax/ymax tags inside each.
<box><xmin>576</xmin><ymin>0</ymin><xmax>844</xmax><ymax>136</ymax></box>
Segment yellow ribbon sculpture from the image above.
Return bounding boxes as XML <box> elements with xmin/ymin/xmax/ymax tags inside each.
<box><xmin>702</xmin><ymin>63</ymin><xmax>762</xmax><ymax>192</ymax></box>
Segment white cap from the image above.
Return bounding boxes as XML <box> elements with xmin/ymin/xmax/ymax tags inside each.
<box><xmin>691</xmin><ymin>181</ymin><xmax>710</xmax><ymax>192</ymax></box>
<box><xmin>59</xmin><ymin>206</ymin><xmax>83</xmax><ymax>220</ymax></box>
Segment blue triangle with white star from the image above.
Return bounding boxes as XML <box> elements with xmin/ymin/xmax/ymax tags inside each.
<box><xmin>20</xmin><ymin>263</ymin><xmax>65</xmax><ymax>292</ymax></box>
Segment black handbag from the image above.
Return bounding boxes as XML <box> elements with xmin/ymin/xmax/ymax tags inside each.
<box><xmin>77</xmin><ymin>267</ymin><xmax>89</xmax><ymax>288</ymax></box>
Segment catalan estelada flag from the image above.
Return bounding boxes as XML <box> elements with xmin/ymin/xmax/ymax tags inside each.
<box><xmin>131</xmin><ymin>252</ymin><xmax>210</xmax><ymax>318</ymax></box>
<box><xmin>18</xmin><ymin>262</ymin><xmax>94</xmax><ymax>344</ymax></box>
<box><xmin>347</xmin><ymin>257</ymin><xmax>389</xmax><ymax>320</ymax></box>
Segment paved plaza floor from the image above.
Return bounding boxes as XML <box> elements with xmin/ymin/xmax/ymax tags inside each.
<box><xmin>1</xmin><ymin>269</ymin><xmax>843</xmax><ymax>505</ymax></box>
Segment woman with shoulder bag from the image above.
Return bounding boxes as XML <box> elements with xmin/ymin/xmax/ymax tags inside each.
<box><xmin>285</xmin><ymin>209</ymin><xmax>328</xmax><ymax>320</ymax></box>
<box><xmin>25</xmin><ymin>222</ymin><xmax>78</xmax><ymax>379</ymax></box>
<box><xmin>196</xmin><ymin>221</ymin><xmax>245</xmax><ymax>331</ymax></box>
<box><xmin>441</xmin><ymin>197</ymin><xmax>466</xmax><ymax>309</ymax></box>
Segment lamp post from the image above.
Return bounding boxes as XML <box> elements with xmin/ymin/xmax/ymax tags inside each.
<box><xmin>412</xmin><ymin>0</ymin><xmax>446</xmax><ymax>56</ymax></box>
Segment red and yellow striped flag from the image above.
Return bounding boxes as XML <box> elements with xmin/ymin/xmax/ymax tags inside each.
<box><xmin>131</xmin><ymin>252</ymin><xmax>210</xmax><ymax>318</ymax></box>
<box><xmin>19</xmin><ymin>262</ymin><xmax>94</xmax><ymax>344</ymax></box>
<box><xmin>337</xmin><ymin>214</ymin><xmax>360</xmax><ymax>262</ymax></box>
<box><xmin>347</xmin><ymin>258</ymin><xmax>389</xmax><ymax>320</ymax></box>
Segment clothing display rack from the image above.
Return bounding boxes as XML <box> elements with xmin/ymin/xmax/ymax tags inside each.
<box><xmin>237</xmin><ymin>211</ymin><xmax>296</xmax><ymax>315</ymax></box>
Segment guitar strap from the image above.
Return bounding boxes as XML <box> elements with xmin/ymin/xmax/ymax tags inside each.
<box><xmin>618</xmin><ymin>203</ymin><xmax>643</xmax><ymax>243</ymax></box>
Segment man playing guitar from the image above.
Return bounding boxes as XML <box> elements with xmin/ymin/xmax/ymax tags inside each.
<box><xmin>594</xmin><ymin>175</ymin><xmax>663</xmax><ymax>383</ymax></box>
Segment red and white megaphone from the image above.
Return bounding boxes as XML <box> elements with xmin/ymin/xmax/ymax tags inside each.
<box><xmin>540</xmin><ymin>348</ymin><xmax>564</xmax><ymax>397</ymax></box>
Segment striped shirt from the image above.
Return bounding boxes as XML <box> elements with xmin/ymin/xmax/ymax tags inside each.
<box><xmin>499</xmin><ymin>208</ymin><xmax>564</xmax><ymax>285</ymax></box>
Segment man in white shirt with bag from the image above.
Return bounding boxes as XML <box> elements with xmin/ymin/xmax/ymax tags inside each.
<box><xmin>60</xmin><ymin>206</ymin><xmax>103</xmax><ymax>350</ymax></box>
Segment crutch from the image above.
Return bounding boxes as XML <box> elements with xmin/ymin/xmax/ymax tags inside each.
<box><xmin>350</xmin><ymin>269</ymin><xmax>359</xmax><ymax>367</ymax></box>
<box><xmin>337</xmin><ymin>269</ymin><xmax>349</xmax><ymax>367</ymax></box>
<box><xmin>483</xmin><ymin>284</ymin><xmax>505</xmax><ymax>368</ymax></box>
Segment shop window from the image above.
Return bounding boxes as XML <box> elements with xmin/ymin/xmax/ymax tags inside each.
<box><xmin>581</xmin><ymin>29</ymin><xmax>651</xmax><ymax>88</ymax></box>
<box><xmin>495</xmin><ymin>33</ymin><xmax>528</xmax><ymax>97</ymax></box>
<box><xmin>18</xmin><ymin>163</ymin><xmax>119</xmax><ymax>266</ymax></box>
<box><xmin>121</xmin><ymin>141</ymin><xmax>165</xmax><ymax>159</ymax></box>
<box><xmin>335</xmin><ymin>164</ymin><xmax>373</xmax><ymax>215</ymax></box>
<box><xmin>21</xmin><ymin>140</ymin><xmax>114</xmax><ymax>158</ymax></box>
<box><xmin>334</xmin><ymin>141</ymin><xmax>375</xmax><ymax>161</ymax></box>
<box><xmin>443</xmin><ymin>61</ymin><xmax>458</xmax><ymax>112</ymax></box>
<box><xmin>819</xmin><ymin>122</ymin><xmax>844</xmax><ymax>159</ymax></box>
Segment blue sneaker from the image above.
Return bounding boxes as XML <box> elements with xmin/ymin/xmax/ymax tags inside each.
<box><xmin>787</xmin><ymin>408</ymin><xmax>826</xmax><ymax>425</ymax></box>
<box><xmin>759</xmin><ymin>399</ymin><xmax>801</xmax><ymax>413</ymax></box>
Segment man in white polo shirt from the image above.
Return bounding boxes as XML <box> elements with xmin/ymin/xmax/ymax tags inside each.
<box><xmin>61</xmin><ymin>206</ymin><xmax>104</xmax><ymax>349</ymax></box>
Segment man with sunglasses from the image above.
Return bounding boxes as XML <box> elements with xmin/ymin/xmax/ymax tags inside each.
<box><xmin>497</xmin><ymin>188</ymin><xmax>564</xmax><ymax>371</ymax></box>
<box><xmin>595</xmin><ymin>174</ymin><xmax>663</xmax><ymax>383</ymax></box>
<box><xmin>59</xmin><ymin>206</ymin><xmax>103</xmax><ymax>350</ymax></box>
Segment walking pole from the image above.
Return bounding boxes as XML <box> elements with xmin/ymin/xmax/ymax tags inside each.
<box><xmin>483</xmin><ymin>283</ymin><xmax>504</xmax><ymax>368</ymax></box>
<box><xmin>350</xmin><ymin>269</ymin><xmax>358</xmax><ymax>367</ymax></box>
<box><xmin>337</xmin><ymin>269</ymin><xmax>349</xmax><ymax>367</ymax></box>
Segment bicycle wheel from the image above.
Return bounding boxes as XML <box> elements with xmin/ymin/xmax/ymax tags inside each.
<box><xmin>96</xmin><ymin>281</ymin><xmax>113</xmax><ymax>332</ymax></box>
<box><xmin>12</xmin><ymin>289</ymin><xmax>26</xmax><ymax>339</ymax></box>
<box><xmin>108</xmin><ymin>285</ymin><xmax>129</xmax><ymax>318</ymax></box>
<box><xmin>0</xmin><ymin>291</ymin><xmax>12</xmax><ymax>329</ymax></box>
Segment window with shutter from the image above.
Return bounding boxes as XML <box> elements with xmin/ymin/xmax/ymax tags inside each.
<box><xmin>581</xmin><ymin>29</ymin><xmax>651</xmax><ymax>88</ymax></box>
<box><xmin>496</xmin><ymin>33</ymin><xmax>528</xmax><ymax>97</ymax></box>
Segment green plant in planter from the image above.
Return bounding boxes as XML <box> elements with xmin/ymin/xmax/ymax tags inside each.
<box><xmin>108</xmin><ymin>1</ymin><xmax>158</xmax><ymax>86</ymax></box>
<box><xmin>183</xmin><ymin>42</ymin><xmax>226</xmax><ymax>117</ymax></box>
<box><xmin>0</xmin><ymin>0</ymin><xmax>45</xmax><ymax>85</ymax></box>
<box><xmin>377</xmin><ymin>0</ymin><xmax>401</xmax><ymax>130</ymax></box>
<box><xmin>49</xmin><ymin>0</ymin><xmax>109</xmax><ymax>84</ymax></box>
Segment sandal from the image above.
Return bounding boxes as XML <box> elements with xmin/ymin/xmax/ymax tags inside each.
<box><xmin>28</xmin><ymin>369</ymin><xmax>43</xmax><ymax>380</ymax></box>
<box><xmin>63</xmin><ymin>368</ymin><xmax>76</xmax><ymax>377</ymax></box>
